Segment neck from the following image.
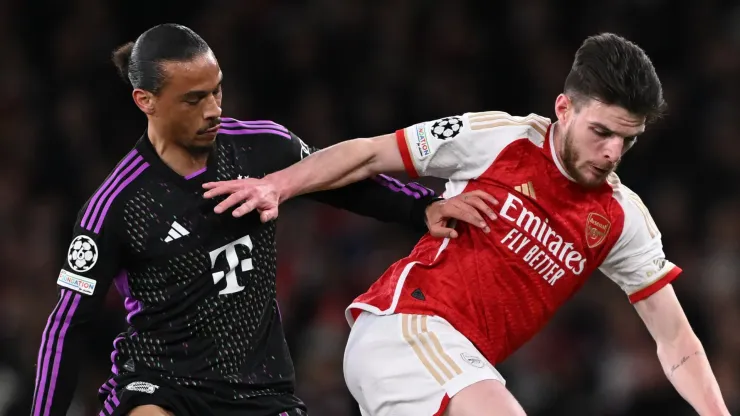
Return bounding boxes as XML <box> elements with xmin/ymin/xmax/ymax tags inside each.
<box><xmin>148</xmin><ymin>121</ymin><xmax>209</xmax><ymax>177</ymax></box>
<box><xmin>550</xmin><ymin>121</ymin><xmax>578</xmax><ymax>183</ymax></box>
<box><xmin>551</xmin><ymin>121</ymin><xmax>566</xmax><ymax>166</ymax></box>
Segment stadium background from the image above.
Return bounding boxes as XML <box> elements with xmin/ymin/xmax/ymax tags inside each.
<box><xmin>0</xmin><ymin>0</ymin><xmax>739</xmax><ymax>415</ymax></box>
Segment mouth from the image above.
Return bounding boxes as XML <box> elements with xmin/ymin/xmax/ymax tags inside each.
<box><xmin>203</xmin><ymin>124</ymin><xmax>221</xmax><ymax>134</ymax></box>
<box><xmin>589</xmin><ymin>164</ymin><xmax>610</xmax><ymax>175</ymax></box>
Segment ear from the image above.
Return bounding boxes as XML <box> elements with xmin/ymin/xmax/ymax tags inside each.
<box><xmin>554</xmin><ymin>94</ymin><xmax>572</xmax><ymax>125</ymax></box>
<box><xmin>132</xmin><ymin>89</ymin><xmax>156</xmax><ymax>115</ymax></box>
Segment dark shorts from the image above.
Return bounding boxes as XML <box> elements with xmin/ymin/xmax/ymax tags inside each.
<box><xmin>97</xmin><ymin>373</ymin><xmax>307</xmax><ymax>416</ymax></box>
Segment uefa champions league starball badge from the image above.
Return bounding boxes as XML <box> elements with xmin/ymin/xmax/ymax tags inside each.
<box><xmin>430</xmin><ymin>116</ymin><xmax>463</xmax><ymax>140</ymax></box>
<box><xmin>67</xmin><ymin>235</ymin><xmax>99</xmax><ymax>273</ymax></box>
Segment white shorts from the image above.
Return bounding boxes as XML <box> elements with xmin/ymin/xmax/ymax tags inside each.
<box><xmin>343</xmin><ymin>312</ymin><xmax>505</xmax><ymax>416</ymax></box>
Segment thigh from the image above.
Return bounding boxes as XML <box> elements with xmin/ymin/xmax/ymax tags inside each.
<box><xmin>127</xmin><ymin>404</ymin><xmax>174</xmax><ymax>416</ymax></box>
<box><xmin>344</xmin><ymin>312</ymin><xmax>506</xmax><ymax>416</ymax></box>
<box><xmin>444</xmin><ymin>379</ymin><xmax>526</xmax><ymax>416</ymax></box>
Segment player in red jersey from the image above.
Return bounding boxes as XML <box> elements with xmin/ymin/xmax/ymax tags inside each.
<box><xmin>203</xmin><ymin>33</ymin><xmax>731</xmax><ymax>416</ymax></box>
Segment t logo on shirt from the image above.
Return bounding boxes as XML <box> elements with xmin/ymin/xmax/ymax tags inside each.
<box><xmin>208</xmin><ymin>235</ymin><xmax>254</xmax><ymax>295</ymax></box>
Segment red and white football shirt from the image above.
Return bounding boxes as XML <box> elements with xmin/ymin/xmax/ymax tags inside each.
<box><xmin>346</xmin><ymin>111</ymin><xmax>682</xmax><ymax>365</ymax></box>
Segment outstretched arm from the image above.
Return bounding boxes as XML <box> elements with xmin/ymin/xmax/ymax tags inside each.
<box><xmin>32</xmin><ymin>207</ymin><xmax>121</xmax><ymax>415</ymax></box>
<box><xmin>600</xmin><ymin>185</ymin><xmax>730</xmax><ymax>415</ymax></box>
<box><xmin>265</xmin><ymin>133</ymin><xmax>402</xmax><ymax>203</ymax></box>
<box><xmin>203</xmin><ymin>113</ymin><xmax>521</xmax><ymax>225</ymax></box>
<box><xmin>634</xmin><ymin>285</ymin><xmax>730</xmax><ymax>416</ymax></box>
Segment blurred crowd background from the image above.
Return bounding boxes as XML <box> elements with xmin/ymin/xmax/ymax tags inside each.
<box><xmin>1</xmin><ymin>0</ymin><xmax>739</xmax><ymax>415</ymax></box>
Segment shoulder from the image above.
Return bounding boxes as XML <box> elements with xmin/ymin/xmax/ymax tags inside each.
<box><xmin>606</xmin><ymin>173</ymin><xmax>660</xmax><ymax>240</ymax></box>
<box><xmin>607</xmin><ymin>174</ymin><xmax>649</xmax><ymax>216</ymax></box>
<box><xmin>598</xmin><ymin>173</ymin><xmax>678</xmax><ymax>300</ymax></box>
<box><xmin>217</xmin><ymin>117</ymin><xmax>292</xmax><ymax>140</ymax></box>
<box><xmin>461</xmin><ymin>111</ymin><xmax>551</xmax><ymax>147</ymax></box>
<box><xmin>77</xmin><ymin>148</ymin><xmax>150</xmax><ymax>234</ymax></box>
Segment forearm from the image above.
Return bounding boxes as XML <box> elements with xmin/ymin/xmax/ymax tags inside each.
<box><xmin>32</xmin><ymin>289</ymin><xmax>96</xmax><ymax>415</ymax></box>
<box><xmin>306</xmin><ymin>175</ymin><xmax>438</xmax><ymax>231</ymax></box>
<box><xmin>267</xmin><ymin>138</ymin><xmax>380</xmax><ymax>202</ymax></box>
<box><xmin>658</xmin><ymin>334</ymin><xmax>730</xmax><ymax>416</ymax></box>
<box><xmin>32</xmin><ymin>341</ymin><xmax>81</xmax><ymax>416</ymax></box>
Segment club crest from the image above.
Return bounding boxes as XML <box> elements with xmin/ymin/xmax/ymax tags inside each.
<box><xmin>585</xmin><ymin>212</ymin><xmax>611</xmax><ymax>248</ymax></box>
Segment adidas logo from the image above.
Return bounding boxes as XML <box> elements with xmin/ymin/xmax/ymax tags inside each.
<box><xmin>411</xmin><ymin>288</ymin><xmax>426</xmax><ymax>301</ymax></box>
<box><xmin>514</xmin><ymin>181</ymin><xmax>536</xmax><ymax>199</ymax></box>
<box><xmin>123</xmin><ymin>358</ymin><xmax>135</xmax><ymax>372</ymax></box>
<box><xmin>164</xmin><ymin>221</ymin><xmax>190</xmax><ymax>243</ymax></box>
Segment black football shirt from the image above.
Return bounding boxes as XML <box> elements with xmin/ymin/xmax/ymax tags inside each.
<box><xmin>31</xmin><ymin>118</ymin><xmax>437</xmax><ymax>416</ymax></box>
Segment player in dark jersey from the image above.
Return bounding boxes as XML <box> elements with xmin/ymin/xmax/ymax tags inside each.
<box><xmin>30</xmin><ymin>24</ymin><xmax>499</xmax><ymax>416</ymax></box>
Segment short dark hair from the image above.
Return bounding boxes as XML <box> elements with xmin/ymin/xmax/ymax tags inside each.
<box><xmin>564</xmin><ymin>33</ymin><xmax>666</xmax><ymax>123</ymax></box>
<box><xmin>112</xmin><ymin>23</ymin><xmax>210</xmax><ymax>94</ymax></box>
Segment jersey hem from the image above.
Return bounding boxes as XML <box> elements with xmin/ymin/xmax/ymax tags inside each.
<box><xmin>433</xmin><ymin>394</ymin><xmax>451</xmax><ymax>416</ymax></box>
<box><xmin>628</xmin><ymin>265</ymin><xmax>682</xmax><ymax>303</ymax></box>
<box><xmin>395</xmin><ymin>129</ymin><xmax>419</xmax><ymax>178</ymax></box>
<box><xmin>345</xmin><ymin>302</ymin><xmax>384</xmax><ymax>326</ymax></box>
<box><xmin>346</xmin><ymin>303</ymin><xmax>497</xmax><ymax>365</ymax></box>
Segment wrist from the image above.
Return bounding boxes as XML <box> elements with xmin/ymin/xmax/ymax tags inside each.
<box><xmin>413</xmin><ymin>195</ymin><xmax>443</xmax><ymax>229</ymax></box>
<box><xmin>263</xmin><ymin>172</ymin><xmax>293</xmax><ymax>203</ymax></box>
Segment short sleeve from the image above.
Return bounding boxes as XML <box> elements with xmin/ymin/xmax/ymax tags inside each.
<box><xmin>395</xmin><ymin>111</ymin><xmax>550</xmax><ymax>180</ymax></box>
<box><xmin>271</xmin><ymin>131</ymin><xmax>314</xmax><ymax>170</ymax></box>
<box><xmin>599</xmin><ymin>186</ymin><xmax>682</xmax><ymax>303</ymax></box>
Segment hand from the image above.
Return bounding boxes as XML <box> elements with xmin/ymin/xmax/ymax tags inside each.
<box><xmin>202</xmin><ymin>178</ymin><xmax>281</xmax><ymax>222</ymax></box>
<box><xmin>425</xmin><ymin>190</ymin><xmax>499</xmax><ymax>238</ymax></box>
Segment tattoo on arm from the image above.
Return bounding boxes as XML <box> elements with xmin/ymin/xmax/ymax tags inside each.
<box><xmin>669</xmin><ymin>351</ymin><xmax>703</xmax><ymax>377</ymax></box>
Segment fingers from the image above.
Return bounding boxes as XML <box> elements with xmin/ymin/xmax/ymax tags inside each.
<box><xmin>203</xmin><ymin>179</ymin><xmax>280</xmax><ymax>219</ymax></box>
<box><xmin>203</xmin><ymin>181</ymin><xmax>224</xmax><ymax>190</ymax></box>
<box><xmin>232</xmin><ymin>198</ymin><xmax>258</xmax><ymax>218</ymax></box>
<box><xmin>460</xmin><ymin>195</ymin><xmax>498</xmax><ymax>220</ymax></box>
<box><xmin>260</xmin><ymin>207</ymin><xmax>279</xmax><ymax>223</ymax></box>
<box><xmin>202</xmin><ymin>180</ymin><xmax>239</xmax><ymax>190</ymax></box>
<box><xmin>428</xmin><ymin>224</ymin><xmax>459</xmax><ymax>239</ymax></box>
<box><xmin>425</xmin><ymin>191</ymin><xmax>500</xmax><ymax>238</ymax></box>
<box><xmin>461</xmin><ymin>191</ymin><xmax>498</xmax><ymax>217</ymax></box>
<box><xmin>445</xmin><ymin>199</ymin><xmax>490</xmax><ymax>233</ymax></box>
<box><xmin>214</xmin><ymin>191</ymin><xmax>250</xmax><ymax>214</ymax></box>
<box><xmin>220</xmin><ymin>198</ymin><xmax>278</xmax><ymax>220</ymax></box>
<box><xmin>465</xmin><ymin>190</ymin><xmax>499</xmax><ymax>206</ymax></box>
<box><xmin>203</xmin><ymin>183</ymin><xmax>241</xmax><ymax>199</ymax></box>
<box><xmin>203</xmin><ymin>178</ymin><xmax>260</xmax><ymax>197</ymax></box>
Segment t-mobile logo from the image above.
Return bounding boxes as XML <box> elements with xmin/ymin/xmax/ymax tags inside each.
<box><xmin>208</xmin><ymin>235</ymin><xmax>254</xmax><ymax>295</ymax></box>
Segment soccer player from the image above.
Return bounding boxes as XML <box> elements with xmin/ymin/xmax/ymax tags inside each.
<box><xmin>204</xmin><ymin>33</ymin><xmax>732</xmax><ymax>416</ymax></box>
<box><xmin>31</xmin><ymin>24</ymin><xmax>499</xmax><ymax>416</ymax></box>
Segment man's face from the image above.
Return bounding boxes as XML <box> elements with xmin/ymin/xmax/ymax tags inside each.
<box><xmin>556</xmin><ymin>95</ymin><xmax>646</xmax><ymax>188</ymax></box>
<box><xmin>145</xmin><ymin>50</ymin><xmax>223</xmax><ymax>154</ymax></box>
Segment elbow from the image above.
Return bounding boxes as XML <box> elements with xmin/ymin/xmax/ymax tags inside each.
<box><xmin>363</xmin><ymin>133</ymin><xmax>401</xmax><ymax>175</ymax></box>
<box><xmin>649</xmin><ymin>308</ymin><xmax>700</xmax><ymax>353</ymax></box>
<box><xmin>359</xmin><ymin>138</ymin><xmax>386</xmax><ymax>177</ymax></box>
<box><xmin>656</xmin><ymin>329</ymin><xmax>704</xmax><ymax>363</ymax></box>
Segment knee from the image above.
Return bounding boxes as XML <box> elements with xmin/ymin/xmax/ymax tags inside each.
<box><xmin>127</xmin><ymin>405</ymin><xmax>174</xmax><ymax>416</ymax></box>
<box><xmin>445</xmin><ymin>380</ymin><xmax>526</xmax><ymax>416</ymax></box>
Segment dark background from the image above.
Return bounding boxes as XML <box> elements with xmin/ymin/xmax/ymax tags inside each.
<box><xmin>0</xmin><ymin>0</ymin><xmax>739</xmax><ymax>415</ymax></box>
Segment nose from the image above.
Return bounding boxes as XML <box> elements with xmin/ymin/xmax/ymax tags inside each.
<box><xmin>603</xmin><ymin>137</ymin><xmax>624</xmax><ymax>163</ymax></box>
<box><xmin>203</xmin><ymin>94</ymin><xmax>222</xmax><ymax>121</ymax></box>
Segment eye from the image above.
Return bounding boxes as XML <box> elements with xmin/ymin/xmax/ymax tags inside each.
<box><xmin>593</xmin><ymin>129</ymin><xmax>611</xmax><ymax>138</ymax></box>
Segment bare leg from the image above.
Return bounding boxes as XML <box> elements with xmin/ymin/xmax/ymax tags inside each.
<box><xmin>445</xmin><ymin>380</ymin><xmax>526</xmax><ymax>416</ymax></box>
<box><xmin>127</xmin><ymin>405</ymin><xmax>175</xmax><ymax>416</ymax></box>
